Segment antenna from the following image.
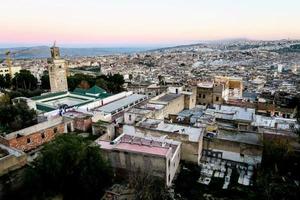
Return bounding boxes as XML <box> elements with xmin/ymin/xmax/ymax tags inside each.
<box><xmin>53</xmin><ymin>40</ymin><xmax>56</xmax><ymax>47</ymax></box>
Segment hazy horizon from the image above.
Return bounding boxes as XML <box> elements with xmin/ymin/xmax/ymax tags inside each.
<box><xmin>1</xmin><ymin>37</ymin><xmax>299</xmax><ymax>49</ymax></box>
<box><xmin>1</xmin><ymin>0</ymin><xmax>300</xmax><ymax>47</ymax></box>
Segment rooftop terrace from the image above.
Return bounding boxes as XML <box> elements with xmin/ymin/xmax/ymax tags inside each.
<box><xmin>137</xmin><ymin>118</ymin><xmax>204</xmax><ymax>142</ymax></box>
<box><xmin>97</xmin><ymin>133</ymin><xmax>180</xmax><ymax>157</ymax></box>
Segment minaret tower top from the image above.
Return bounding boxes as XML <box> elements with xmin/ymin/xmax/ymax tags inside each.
<box><xmin>50</xmin><ymin>41</ymin><xmax>60</xmax><ymax>59</ymax></box>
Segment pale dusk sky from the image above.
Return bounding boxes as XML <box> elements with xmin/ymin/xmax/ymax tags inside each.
<box><xmin>0</xmin><ymin>0</ymin><xmax>299</xmax><ymax>47</ymax></box>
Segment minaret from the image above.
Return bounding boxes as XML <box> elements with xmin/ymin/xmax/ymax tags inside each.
<box><xmin>48</xmin><ymin>42</ymin><xmax>68</xmax><ymax>92</ymax></box>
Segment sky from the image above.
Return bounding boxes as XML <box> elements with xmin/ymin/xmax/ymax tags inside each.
<box><xmin>0</xmin><ymin>0</ymin><xmax>300</xmax><ymax>47</ymax></box>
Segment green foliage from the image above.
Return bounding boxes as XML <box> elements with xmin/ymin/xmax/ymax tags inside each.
<box><xmin>40</xmin><ymin>70</ymin><xmax>50</xmax><ymax>90</ymax></box>
<box><xmin>0</xmin><ymin>74</ymin><xmax>11</xmax><ymax>88</ymax></box>
<box><xmin>255</xmin><ymin>171</ymin><xmax>300</xmax><ymax>200</ymax></box>
<box><xmin>67</xmin><ymin>73</ymin><xmax>125</xmax><ymax>93</ymax></box>
<box><xmin>129</xmin><ymin>169</ymin><xmax>171</xmax><ymax>200</ymax></box>
<box><xmin>105</xmin><ymin>73</ymin><xmax>125</xmax><ymax>93</ymax></box>
<box><xmin>6</xmin><ymin>88</ymin><xmax>43</xmax><ymax>99</ymax></box>
<box><xmin>24</xmin><ymin>134</ymin><xmax>113</xmax><ymax>200</ymax></box>
<box><xmin>0</xmin><ymin>101</ymin><xmax>37</xmax><ymax>133</ymax></box>
<box><xmin>95</xmin><ymin>78</ymin><xmax>108</xmax><ymax>91</ymax></box>
<box><xmin>11</xmin><ymin>69</ymin><xmax>38</xmax><ymax>90</ymax></box>
<box><xmin>0</xmin><ymin>93</ymin><xmax>10</xmax><ymax>105</ymax></box>
<box><xmin>261</xmin><ymin>140</ymin><xmax>299</xmax><ymax>178</ymax></box>
<box><xmin>68</xmin><ymin>73</ymin><xmax>96</xmax><ymax>91</ymax></box>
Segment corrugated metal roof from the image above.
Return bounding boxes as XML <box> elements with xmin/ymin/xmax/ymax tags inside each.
<box><xmin>98</xmin><ymin>94</ymin><xmax>146</xmax><ymax>114</ymax></box>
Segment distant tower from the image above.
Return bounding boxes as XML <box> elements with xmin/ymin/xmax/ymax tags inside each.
<box><xmin>48</xmin><ymin>42</ymin><xmax>68</xmax><ymax>92</ymax></box>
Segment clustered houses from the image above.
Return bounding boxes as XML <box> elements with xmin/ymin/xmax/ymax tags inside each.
<box><xmin>0</xmin><ymin>45</ymin><xmax>299</xmax><ymax>188</ymax></box>
<box><xmin>196</xmin><ymin>76</ymin><xmax>243</xmax><ymax>105</ymax></box>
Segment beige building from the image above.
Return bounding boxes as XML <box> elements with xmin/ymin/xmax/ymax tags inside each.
<box><xmin>0</xmin><ymin>144</ymin><xmax>27</xmax><ymax>176</ymax></box>
<box><xmin>48</xmin><ymin>44</ymin><xmax>68</xmax><ymax>93</ymax></box>
<box><xmin>202</xmin><ymin>130</ymin><xmax>263</xmax><ymax>166</ymax></box>
<box><xmin>124</xmin><ymin>118</ymin><xmax>205</xmax><ymax>165</ymax></box>
<box><xmin>97</xmin><ymin>133</ymin><xmax>181</xmax><ymax>186</ymax></box>
<box><xmin>0</xmin><ymin>64</ymin><xmax>21</xmax><ymax>78</ymax></box>
<box><xmin>196</xmin><ymin>76</ymin><xmax>243</xmax><ymax>105</ymax></box>
<box><xmin>196</xmin><ymin>82</ymin><xmax>214</xmax><ymax>105</ymax></box>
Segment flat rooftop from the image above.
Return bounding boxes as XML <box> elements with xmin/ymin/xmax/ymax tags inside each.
<box><xmin>96</xmin><ymin>94</ymin><xmax>147</xmax><ymax>114</ymax></box>
<box><xmin>217</xmin><ymin>130</ymin><xmax>262</xmax><ymax>146</ymax></box>
<box><xmin>137</xmin><ymin>118</ymin><xmax>204</xmax><ymax>142</ymax></box>
<box><xmin>126</xmin><ymin>107</ymin><xmax>153</xmax><ymax>115</ymax></box>
<box><xmin>156</xmin><ymin>93</ymin><xmax>182</xmax><ymax>102</ymax></box>
<box><xmin>178</xmin><ymin>107</ymin><xmax>204</xmax><ymax>118</ymax></box>
<box><xmin>63</xmin><ymin>110</ymin><xmax>92</xmax><ymax>119</ymax></box>
<box><xmin>206</xmin><ymin>105</ymin><xmax>255</xmax><ymax>122</ymax></box>
<box><xmin>32</xmin><ymin>92</ymin><xmax>95</xmax><ymax>112</ymax></box>
<box><xmin>197</xmin><ymin>82</ymin><xmax>214</xmax><ymax>88</ymax></box>
<box><xmin>97</xmin><ymin>133</ymin><xmax>180</xmax><ymax>157</ymax></box>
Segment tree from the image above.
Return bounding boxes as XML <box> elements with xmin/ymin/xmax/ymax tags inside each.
<box><xmin>0</xmin><ymin>75</ymin><xmax>5</xmax><ymax>88</ymax></box>
<box><xmin>0</xmin><ymin>101</ymin><xmax>37</xmax><ymax>133</ymax></box>
<box><xmin>129</xmin><ymin>169</ymin><xmax>171</xmax><ymax>200</ymax></box>
<box><xmin>0</xmin><ymin>93</ymin><xmax>10</xmax><ymax>105</ymax></box>
<box><xmin>24</xmin><ymin>134</ymin><xmax>112</xmax><ymax>200</ymax></box>
<box><xmin>4</xmin><ymin>74</ymin><xmax>11</xmax><ymax>88</ymax></box>
<box><xmin>67</xmin><ymin>74</ymin><xmax>96</xmax><ymax>91</ymax></box>
<box><xmin>95</xmin><ymin>78</ymin><xmax>108</xmax><ymax>91</ymax></box>
<box><xmin>40</xmin><ymin>71</ymin><xmax>50</xmax><ymax>90</ymax></box>
<box><xmin>0</xmin><ymin>74</ymin><xmax>11</xmax><ymax>88</ymax></box>
<box><xmin>11</xmin><ymin>70</ymin><xmax>38</xmax><ymax>90</ymax></box>
<box><xmin>78</xmin><ymin>80</ymin><xmax>90</xmax><ymax>89</ymax></box>
<box><xmin>106</xmin><ymin>73</ymin><xmax>125</xmax><ymax>93</ymax></box>
<box><xmin>67</xmin><ymin>73</ymin><xmax>125</xmax><ymax>94</ymax></box>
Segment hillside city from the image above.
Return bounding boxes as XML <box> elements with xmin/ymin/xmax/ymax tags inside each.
<box><xmin>0</xmin><ymin>39</ymin><xmax>299</xmax><ymax>200</ymax></box>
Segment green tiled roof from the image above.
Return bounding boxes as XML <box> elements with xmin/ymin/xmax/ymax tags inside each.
<box><xmin>32</xmin><ymin>85</ymin><xmax>111</xmax><ymax>112</ymax></box>
<box><xmin>31</xmin><ymin>91</ymin><xmax>67</xmax><ymax>100</ymax></box>
<box><xmin>86</xmin><ymin>85</ymin><xmax>107</xmax><ymax>94</ymax></box>
<box><xmin>36</xmin><ymin>104</ymin><xmax>56</xmax><ymax>112</ymax></box>
<box><xmin>72</xmin><ymin>85</ymin><xmax>109</xmax><ymax>99</ymax></box>
<box><xmin>73</xmin><ymin>88</ymin><xmax>86</xmax><ymax>95</ymax></box>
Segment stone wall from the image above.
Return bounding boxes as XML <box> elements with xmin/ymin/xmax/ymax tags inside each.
<box><xmin>131</xmin><ymin>126</ymin><xmax>203</xmax><ymax>164</ymax></box>
<box><xmin>0</xmin><ymin>145</ymin><xmax>27</xmax><ymax>176</ymax></box>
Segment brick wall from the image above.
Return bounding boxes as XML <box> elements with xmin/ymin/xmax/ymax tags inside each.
<box><xmin>5</xmin><ymin>123</ymin><xmax>65</xmax><ymax>152</ymax></box>
<box><xmin>73</xmin><ymin>118</ymin><xmax>92</xmax><ymax>132</ymax></box>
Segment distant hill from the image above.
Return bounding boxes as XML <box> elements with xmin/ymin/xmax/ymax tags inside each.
<box><xmin>0</xmin><ymin>46</ymin><xmax>150</xmax><ymax>59</ymax></box>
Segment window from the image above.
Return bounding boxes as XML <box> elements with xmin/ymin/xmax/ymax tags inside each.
<box><xmin>53</xmin><ymin>127</ymin><xmax>58</xmax><ymax>133</ymax></box>
<box><xmin>216</xmin><ymin>96</ymin><xmax>219</xmax><ymax>102</ymax></box>
<box><xmin>129</xmin><ymin>114</ymin><xmax>132</xmax><ymax>121</ymax></box>
<box><xmin>203</xmin><ymin>94</ymin><xmax>206</xmax><ymax>99</ymax></box>
<box><xmin>27</xmin><ymin>138</ymin><xmax>31</xmax><ymax>144</ymax></box>
<box><xmin>199</xmin><ymin>94</ymin><xmax>201</xmax><ymax>98</ymax></box>
<box><xmin>41</xmin><ymin>132</ymin><xmax>45</xmax><ymax>139</ymax></box>
<box><xmin>168</xmin><ymin>159</ymin><xmax>170</xmax><ymax>168</ymax></box>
